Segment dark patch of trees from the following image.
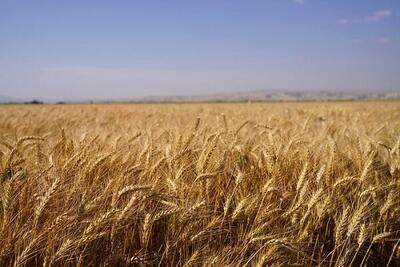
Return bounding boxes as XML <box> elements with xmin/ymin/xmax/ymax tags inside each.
<box><xmin>25</xmin><ymin>99</ymin><xmax>43</xmax><ymax>105</ymax></box>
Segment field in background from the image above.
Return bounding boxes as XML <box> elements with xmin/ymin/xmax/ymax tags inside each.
<box><xmin>1</xmin><ymin>102</ymin><xmax>400</xmax><ymax>266</ymax></box>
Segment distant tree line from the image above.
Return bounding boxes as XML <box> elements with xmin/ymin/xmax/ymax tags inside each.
<box><xmin>24</xmin><ymin>99</ymin><xmax>44</xmax><ymax>104</ymax></box>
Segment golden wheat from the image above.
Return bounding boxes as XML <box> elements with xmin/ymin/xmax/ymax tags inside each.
<box><xmin>0</xmin><ymin>101</ymin><xmax>399</xmax><ymax>266</ymax></box>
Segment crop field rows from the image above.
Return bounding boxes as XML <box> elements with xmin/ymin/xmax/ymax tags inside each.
<box><xmin>0</xmin><ymin>102</ymin><xmax>400</xmax><ymax>266</ymax></box>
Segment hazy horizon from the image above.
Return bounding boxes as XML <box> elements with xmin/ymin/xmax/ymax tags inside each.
<box><xmin>1</xmin><ymin>0</ymin><xmax>400</xmax><ymax>100</ymax></box>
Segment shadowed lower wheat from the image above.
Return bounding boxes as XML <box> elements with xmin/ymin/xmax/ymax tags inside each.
<box><xmin>0</xmin><ymin>102</ymin><xmax>400</xmax><ymax>266</ymax></box>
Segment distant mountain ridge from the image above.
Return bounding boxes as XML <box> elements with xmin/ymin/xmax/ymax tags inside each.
<box><xmin>1</xmin><ymin>90</ymin><xmax>399</xmax><ymax>103</ymax></box>
<box><xmin>135</xmin><ymin>90</ymin><xmax>400</xmax><ymax>102</ymax></box>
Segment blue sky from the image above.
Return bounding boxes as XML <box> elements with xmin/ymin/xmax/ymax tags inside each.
<box><xmin>0</xmin><ymin>0</ymin><xmax>399</xmax><ymax>100</ymax></box>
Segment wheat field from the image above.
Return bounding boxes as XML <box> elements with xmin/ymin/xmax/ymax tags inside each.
<box><xmin>0</xmin><ymin>102</ymin><xmax>400</xmax><ymax>266</ymax></box>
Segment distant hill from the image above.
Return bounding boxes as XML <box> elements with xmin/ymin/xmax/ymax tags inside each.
<box><xmin>1</xmin><ymin>90</ymin><xmax>399</xmax><ymax>104</ymax></box>
<box><xmin>133</xmin><ymin>90</ymin><xmax>400</xmax><ymax>103</ymax></box>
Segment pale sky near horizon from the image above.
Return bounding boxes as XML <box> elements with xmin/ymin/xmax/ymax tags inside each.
<box><xmin>0</xmin><ymin>0</ymin><xmax>399</xmax><ymax>100</ymax></box>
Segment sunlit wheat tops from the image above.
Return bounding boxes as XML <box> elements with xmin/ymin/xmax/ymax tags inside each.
<box><xmin>0</xmin><ymin>101</ymin><xmax>399</xmax><ymax>266</ymax></box>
